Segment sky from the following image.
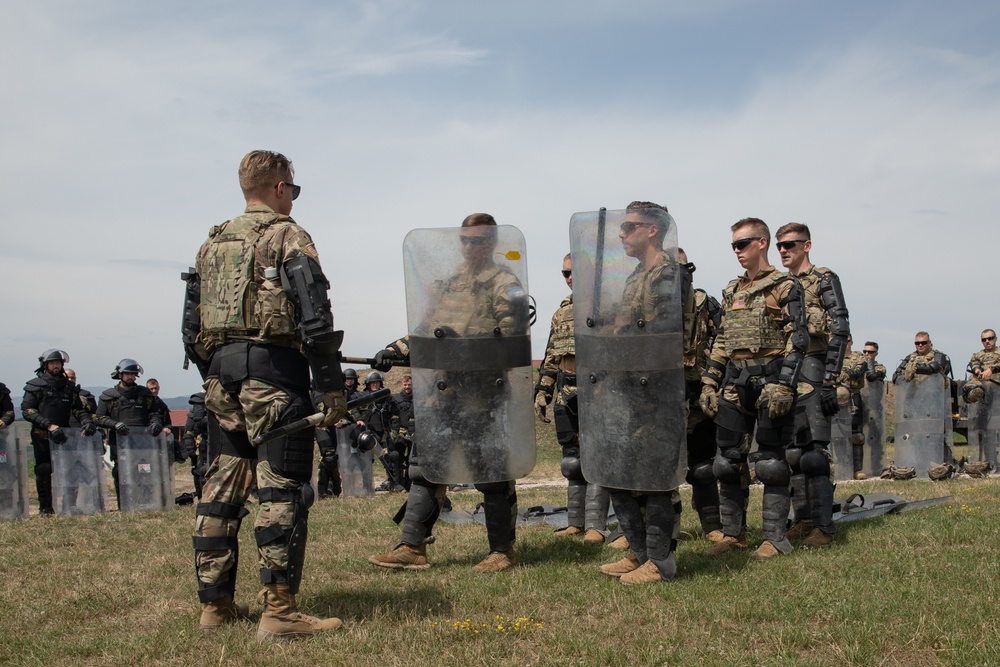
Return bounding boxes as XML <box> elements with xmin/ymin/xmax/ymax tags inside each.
<box><xmin>2</xmin><ymin>0</ymin><xmax>999</xmax><ymax>397</ymax></box>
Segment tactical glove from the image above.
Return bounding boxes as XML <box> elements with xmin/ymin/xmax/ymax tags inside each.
<box><xmin>147</xmin><ymin>423</ymin><xmax>163</xmax><ymax>436</ymax></box>
<box><xmin>318</xmin><ymin>391</ymin><xmax>349</xmax><ymax>428</ymax></box>
<box><xmin>49</xmin><ymin>426</ymin><xmax>68</xmax><ymax>444</ymax></box>
<box><xmin>114</xmin><ymin>422</ymin><xmax>130</xmax><ymax>436</ymax></box>
<box><xmin>82</xmin><ymin>420</ymin><xmax>97</xmax><ymax>437</ymax></box>
<box><xmin>820</xmin><ymin>384</ymin><xmax>840</xmax><ymax>416</ymax></box>
<box><xmin>534</xmin><ymin>391</ymin><xmax>551</xmax><ymax>423</ymax></box>
<box><xmin>758</xmin><ymin>383</ymin><xmax>794</xmax><ymax>419</ymax></box>
<box><xmin>699</xmin><ymin>384</ymin><xmax>719</xmax><ymax>418</ymax></box>
<box><xmin>372</xmin><ymin>349</ymin><xmax>401</xmax><ymax>372</ymax></box>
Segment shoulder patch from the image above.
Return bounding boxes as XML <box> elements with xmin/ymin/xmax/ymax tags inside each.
<box><xmin>303</xmin><ymin>243</ymin><xmax>319</xmax><ymax>258</ymax></box>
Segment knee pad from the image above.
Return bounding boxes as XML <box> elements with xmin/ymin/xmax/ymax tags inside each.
<box><xmin>754</xmin><ymin>457</ymin><xmax>790</xmax><ymax>486</ymax></box>
<box><xmin>715</xmin><ymin>424</ymin><xmax>745</xmax><ymax>450</ymax></box>
<box><xmin>785</xmin><ymin>446</ymin><xmax>803</xmax><ymax>473</ymax></box>
<box><xmin>800</xmin><ymin>447</ymin><xmax>831</xmax><ymax>477</ymax></box>
<box><xmin>713</xmin><ymin>452</ymin><xmax>742</xmax><ymax>484</ymax></box>
<box><xmin>963</xmin><ymin>382</ymin><xmax>984</xmax><ymax>403</ymax></box>
<box><xmin>34</xmin><ymin>462</ymin><xmax>52</xmax><ymax>476</ymax></box>
<box><xmin>686</xmin><ymin>460</ymin><xmax>715</xmax><ymax>486</ymax></box>
<box><xmin>560</xmin><ymin>449</ymin><xmax>583</xmax><ymax>481</ymax></box>
<box><xmin>554</xmin><ymin>404</ymin><xmax>578</xmax><ymax>446</ymax></box>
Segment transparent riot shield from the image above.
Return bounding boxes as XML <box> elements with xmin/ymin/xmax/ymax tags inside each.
<box><xmin>829</xmin><ymin>406</ymin><xmax>855</xmax><ymax>482</ymax></box>
<box><xmin>894</xmin><ymin>375</ymin><xmax>949</xmax><ymax>478</ymax></box>
<box><xmin>337</xmin><ymin>427</ymin><xmax>373</xmax><ymax>497</ymax></box>
<box><xmin>967</xmin><ymin>381</ymin><xmax>1000</xmax><ymax>470</ymax></box>
<box><xmin>570</xmin><ymin>208</ymin><xmax>687</xmax><ymax>492</ymax></box>
<box><xmin>0</xmin><ymin>429</ymin><xmax>29</xmax><ymax>520</ymax></box>
<box><xmin>861</xmin><ymin>380</ymin><xmax>887</xmax><ymax>477</ymax></box>
<box><xmin>51</xmin><ymin>431</ymin><xmax>107</xmax><ymax>516</ymax></box>
<box><xmin>402</xmin><ymin>225</ymin><xmax>535</xmax><ymax>484</ymax></box>
<box><xmin>117</xmin><ymin>432</ymin><xmax>172</xmax><ymax>512</ymax></box>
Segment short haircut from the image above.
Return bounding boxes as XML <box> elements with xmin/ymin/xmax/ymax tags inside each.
<box><xmin>402</xmin><ymin>374</ymin><xmax>412</xmax><ymax>381</ymax></box>
<box><xmin>626</xmin><ymin>201</ymin><xmax>669</xmax><ymax>245</ymax></box>
<box><xmin>982</xmin><ymin>329</ymin><xmax>996</xmax><ymax>338</ymax></box>
<box><xmin>732</xmin><ymin>217</ymin><xmax>770</xmax><ymax>244</ymax></box>
<box><xmin>239</xmin><ymin>150</ymin><xmax>293</xmax><ymax>196</ymax></box>
<box><xmin>864</xmin><ymin>341</ymin><xmax>879</xmax><ymax>350</ymax></box>
<box><xmin>775</xmin><ymin>222</ymin><xmax>811</xmax><ymax>240</ymax></box>
<box><xmin>915</xmin><ymin>331</ymin><xmax>930</xmax><ymax>339</ymax></box>
<box><xmin>461</xmin><ymin>213</ymin><xmax>496</xmax><ymax>227</ymax></box>
<box><xmin>563</xmin><ymin>253</ymin><xmax>571</xmax><ymax>262</ymax></box>
<box><xmin>146</xmin><ymin>378</ymin><xmax>159</xmax><ymax>386</ymax></box>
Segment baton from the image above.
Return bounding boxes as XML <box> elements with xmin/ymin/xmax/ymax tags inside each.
<box><xmin>341</xmin><ymin>355</ymin><xmax>411</xmax><ymax>368</ymax></box>
<box><xmin>252</xmin><ymin>387</ymin><xmax>392</xmax><ymax>446</ymax></box>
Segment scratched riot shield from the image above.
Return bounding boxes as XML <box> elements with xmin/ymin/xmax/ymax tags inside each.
<box><xmin>402</xmin><ymin>225</ymin><xmax>535</xmax><ymax>484</ymax></box>
<box><xmin>966</xmin><ymin>381</ymin><xmax>1000</xmax><ymax>470</ymax></box>
<box><xmin>0</xmin><ymin>428</ymin><xmax>29</xmax><ymax>520</ymax></box>
<box><xmin>893</xmin><ymin>374</ymin><xmax>949</xmax><ymax>478</ymax></box>
<box><xmin>51</xmin><ymin>431</ymin><xmax>107</xmax><ymax>516</ymax></box>
<box><xmin>117</xmin><ymin>432</ymin><xmax>172</xmax><ymax>512</ymax></box>
<box><xmin>829</xmin><ymin>404</ymin><xmax>855</xmax><ymax>482</ymax></box>
<box><xmin>570</xmin><ymin>207</ymin><xmax>686</xmax><ymax>492</ymax></box>
<box><xmin>337</xmin><ymin>426</ymin><xmax>374</xmax><ymax>497</ymax></box>
<box><xmin>861</xmin><ymin>380</ymin><xmax>887</xmax><ymax>477</ymax></box>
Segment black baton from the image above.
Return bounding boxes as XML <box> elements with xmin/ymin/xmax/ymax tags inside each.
<box><xmin>252</xmin><ymin>387</ymin><xmax>392</xmax><ymax>446</ymax></box>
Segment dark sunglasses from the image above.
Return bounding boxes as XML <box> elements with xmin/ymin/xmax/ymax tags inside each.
<box><xmin>983</xmin><ymin>336</ymin><xmax>996</xmax><ymax>342</ymax></box>
<box><xmin>914</xmin><ymin>340</ymin><xmax>930</xmax><ymax>346</ymax></box>
<box><xmin>561</xmin><ymin>270</ymin><xmax>572</xmax><ymax>278</ymax></box>
<box><xmin>863</xmin><ymin>350</ymin><xmax>877</xmax><ymax>354</ymax></box>
<box><xmin>460</xmin><ymin>236</ymin><xmax>490</xmax><ymax>246</ymax></box>
<box><xmin>775</xmin><ymin>239</ymin><xmax>807</xmax><ymax>251</ymax></box>
<box><xmin>620</xmin><ymin>221</ymin><xmax>652</xmax><ymax>234</ymax></box>
<box><xmin>275</xmin><ymin>181</ymin><xmax>301</xmax><ymax>200</ymax></box>
<box><xmin>731</xmin><ymin>237</ymin><xmax>762</xmax><ymax>251</ymax></box>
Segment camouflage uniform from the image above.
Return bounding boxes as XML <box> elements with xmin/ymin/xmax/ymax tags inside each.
<box><xmin>892</xmin><ymin>349</ymin><xmax>952</xmax><ymax>383</ymax></box>
<box><xmin>702</xmin><ymin>265</ymin><xmax>808</xmax><ymax>554</ymax></box>
<box><xmin>838</xmin><ymin>351</ymin><xmax>886</xmax><ymax>475</ymax></box>
<box><xmin>962</xmin><ymin>349</ymin><xmax>1000</xmax><ymax>403</ymax></box>
<box><xmin>191</xmin><ymin>204</ymin><xmax>343</xmax><ymax>604</ymax></box>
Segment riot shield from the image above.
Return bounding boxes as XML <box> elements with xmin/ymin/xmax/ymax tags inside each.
<box><xmin>829</xmin><ymin>406</ymin><xmax>854</xmax><ymax>482</ymax></box>
<box><xmin>861</xmin><ymin>380</ymin><xmax>887</xmax><ymax>477</ymax></box>
<box><xmin>967</xmin><ymin>381</ymin><xmax>1000</xmax><ymax>470</ymax></box>
<box><xmin>117</xmin><ymin>432</ymin><xmax>172</xmax><ymax>512</ymax></box>
<box><xmin>51</xmin><ymin>431</ymin><xmax>107</xmax><ymax>516</ymax></box>
<box><xmin>893</xmin><ymin>375</ymin><xmax>949</xmax><ymax>478</ymax></box>
<box><xmin>0</xmin><ymin>428</ymin><xmax>29</xmax><ymax>520</ymax></box>
<box><xmin>337</xmin><ymin>427</ymin><xmax>373</xmax><ymax>497</ymax></box>
<box><xmin>402</xmin><ymin>225</ymin><xmax>535</xmax><ymax>484</ymax></box>
<box><xmin>570</xmin><ymin>208</ymin><xmax>686</xmax><ymax>492</ymax></box>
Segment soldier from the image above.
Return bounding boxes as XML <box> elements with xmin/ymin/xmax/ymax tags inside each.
<box><xmin>185</xmin><ymin>150</ymin><xmax>347</xmax><ymax>639</ymax></box>
<box><xmin>146</xmin><ymin>378</ymin><xmax>178</xmax><ymax>460</ymax></box>
<box><xmin>390</xmin><ymin>374</ymin><xmax>416</xmax><ymax>488</ymax></box>
<box><xmin>368</xmin><ymin>213</ymin><xmax>529</xmax><ymax>573</ymax></box>
<box><xmin>64</xmin><ymin>368</ymin><xmax>97</xmax><ymax>420</ymax></box>
<box><xmin>961</xmin><ymin>329</ymin><xmax>1000</xmax><ymax>404</ymax></box>
<box><xmin>891</xmin><ymin>332</ymin><xmax>953</xmax><ymax>477</ymax></box>
<box><xmin>835</xmin><ymin>337</ymin><xmax>866</xmax><ymax>478</ymax></box>
<box><xmin>0</xmin><ymin>382</ymin><xmax>14</xmax><ymax>429</ymax></box>
<box><xmin>20</xmin><ymin>350</ymin><xmax>97</xmax><ymax>515</ymax></box>
<box><xmin>892</xmin><ymin>332</ymin><xmax>952</xmax><ymax>383</ymax></box>
<box><xmin>356</xmin><ymin>371</ymin><xmax>401</xmax><ymax>491</ymax></box>
<box><xmin>94</xmin><ymin>359</ymin><xmax>163</xmax><ymax>506</ymax></box>
<box><xmin>678</xmin><ymin>248</ymin><xmax>724</xmax><ymax>543</ymax></box>
<box><xmin>535</xmin><ymin>253</ymin><xmax>611</xmax><ymax>545</ymax></box>
<box><xmin>699</xmin><ymin>218</ymin><xmax>808</xmax><ymax>560</ymax></box>
<box><xmin>182</xmin><ymin>392</ymin><xmax>208</xmax><ymax>498</ymax></box>
<box><xmin>774</xmin><ymin>223</ymin><xmax>851</xmax><ymax>549</ymax></box>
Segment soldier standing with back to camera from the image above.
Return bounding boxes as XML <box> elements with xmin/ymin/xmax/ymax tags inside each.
<box><xmin>774</xmin><ymin>223</ymin><xmax>851</xmax><ymax>549</ymax></box>
<box><xmin>700</xmin><ymin>218</ymin><xmax>808</xmax><ymax>560</ymax></box>
<box><xmin>535</xmin><ymin>253</ymin><xmax>611</xmax><ymax>545</ymax></box>
<box><xmin>185</xmin><ymin>150</ymin><xmax>347</xmax><ymax>640</ymax></box>
<box><xmin>21</xmin><ymin>350</ymin><xmax>97</xmax><ymax>515</ymax></box>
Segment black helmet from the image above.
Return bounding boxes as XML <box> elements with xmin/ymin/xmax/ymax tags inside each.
<box><xmin>37</xmin><ymin>349</ymin><xmax>69</xmax><ymax>373</ymax></box>
<box><xmin>365</xmin><ymin>371</ymin><xmax>385</xmax><ymax>386</ymax></box>
<box><xmin>344</xmin><ymin>368</ymin><xmax>358</xmax><ymax>381</ymax></box>
<box><xmin>112</xmin><ymin>358</ymin><xmax>144</xmax><ymax>380</ymax></box>
<box><xmin>356</xmin><ymin>430</ymin><xmax>379</xmax><ymax>453</ymax></box>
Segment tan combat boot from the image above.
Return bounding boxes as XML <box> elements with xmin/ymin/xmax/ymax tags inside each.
<box><xmin>368</xmin><ymin>544</ymin><xmax>430</xmax><ymax>571</ymax></box>
<box><xmin>553</xmin><ymin>525</ymin><xmax>584</xmax><ymax>537</ymax></box>
<box><xmin>599</xmin><ymin>551</ymin><xmax>641</xmax><ymax>578</ymax></box>
<box><xmin>853</xmin><ymin>471</ymin><xmax>868</xmax><ymax>480</ymax></box>
<box><xmin>607</xmin><ymin>535</ymin><xmax>630</xmax><ymax>550</ymax></box>
<box><xmin>620</xmin><ymin>560</ymin><xmax>668</xmax><ymax>586</ymax></box>
<box><xmin>199</xmin><ymin>595</ymin><xmax>251</xmax><ymax>633</ymax></box>
<box><xmin>750</xmin><ymin>539</ymin><xmax>791</xmax><ymax>560</ymax></box>
<box><xmin>784</xmin><ymin>520</ymin><xmax>814</xmax><ymax>540</ymax></box>
<box><xmin>705</xmin><ymin>533</ymin><xmax>748</xmax><ymax>556</ymax></box>
<box><xmin>800</xmin><ymin>527</ymin><xmax>834</xmax><ymax>549</ymax></box>
<box><xmin>256</xmin><ymin>584</ymin><xmax>342</xmax><ymax>642</ymax></box>
<box><xmin>582</xmin><ymin>529</ymin><xmax>606</xmax><ymax>546</ymax></box>
<box><xmin>473</xmin><ymin>549</ymin><xmax>516</xmax><ymax>572</ymax></box>
<box><xmin>704</xmin><ymin>529</ymin><xmax>725</xmax><ymax>543</ymax></box>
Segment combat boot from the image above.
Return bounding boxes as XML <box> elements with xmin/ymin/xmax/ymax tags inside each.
<box><xmin>607</xmin><ymin>535</ymin><xmax>629</xmax><ymax>550</ymax></box>
<box><xmin>620</xmin><ymin>558</ymin><xmax>675</xmax><ymax>586</ymax></box>
<box><xmin>704</xmin><ymin>529</ymin><xmax>725</xmax><ymax>543</ymax></box>
<box><xmin>705</xmin><ymin>533</ymin><xmax>747</xmax><ymax>556</ymax></box>
<box><xmin>853</xmin><ymin>471</ymin><xmax>867</xmax><ymax>480</ymax></box>
<box><xmin>473</xmin><ymin>549</ymin><xmax>516</xmax><ymax>572</ymax></box>
<box><xmin>199</xmin><ymin>595</ymin><xmax>251</xmax><ymax>633</ymax></box>
<box><xmin>599</xmin><ymin>551</ymin><xmax>640</xmax><ymax>578</ymax></box>
<box><xmin>800</xmin><ymin>527</ymin><xmax>834</xmax><ymax>549</ymax></box>
<box><xmin>582</xmin><ymin>529</ymin><xmax>606</xmax><ymax>545</ymax></box>
<box><xmin>749</xmin><ymin>539</ymin><xmax>793</xmax><ymax>560</ymax></box>
<box><xmin>553</xmin><ymin>525</ymin><xmax>584</xmax><ymax>537</ymax></box>
<box><xmin>368</xmin><ymin>544</ymin><xmax>430</xmax><ymax>571</ymax></box>
<box><xmin>256</xmin><ymin>584</ymin><xmax>342</xmax><ymax>642</ymax></box>
<box><xmin>784</xmin><ymin>520</ymin><xmax>814</xmax><ymax>540</ymax></box>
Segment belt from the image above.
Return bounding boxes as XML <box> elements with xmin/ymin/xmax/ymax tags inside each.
<box><xmin>729</xmin><ymin>355</ymin><xmax>780</xmax><ymax>369</ymax></box>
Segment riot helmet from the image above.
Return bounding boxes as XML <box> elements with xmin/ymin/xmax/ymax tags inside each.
<box><xmin>37</xmin><ymin>349</ymin><xmax>70</xmax><ymax>374</ymax></box>
<box><xmin>344</xmin><ymin>368</ymin><xmax>359</xmax><ymax>387</ymax></box>
<box><xmin>365</xmin><ymin>370</ymin><xmax>385</xmax><ymax>389</ymax></box>
<box><xmin>112</xmin><ymin>358</ymin><xmax>144</xmax><ymax>380</ymax></box>
<box><xmin>355</xmin><ymin>429</ymin><xmax>378</xmax><ymax>453</ymax></box>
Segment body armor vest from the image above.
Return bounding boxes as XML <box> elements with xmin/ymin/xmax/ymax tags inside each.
<box><xmin>102</xmin><ymin>385</ymin><xmax>152</xmax><ymax>426</ymax></box>
<box><xmin>797</xmin><ymin>266</ymin><xmax>833</xmax><ymax>356</ymax></box>
<box><xmin>430</xmin><ymin>264</ymin><xmax>518</xmax><ymax>335</ymax></box>
<box><xmin>26</xmin><ymin>375</ymin><xmax>75</xmax><ymax>426</ymax></box>
<box><xmin>393</xmin><ymin>392</ymin><xmax>415</xmax><ymax>432</ymax></box>
<box><xmin>970</xmin><ymin>350</ymin><xmax>1000</xmax><ymax>372</ymax></box>
<box><xmin>549</xmin><ymin>295</ymin><xmax>575</xmax><ymax>358</ymax></box>
<box><xmin>722</xmin><ymin>271</ymin><xmax>789</xmax><ymax>354</ymax></box>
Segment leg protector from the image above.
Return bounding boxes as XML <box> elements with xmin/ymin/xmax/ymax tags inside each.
<box><xmin>852</xmin><ymin>444</ymin><xmax>865</xmax><ymax>473</ymax></box>
<box><xmin>193</xmin><ymin>500</ymin><xmax>250</xmax><ymax>602</ymax></box>
<box><xmin>476</xmin><ymin>481</ymin><xmax>517</xmax><ymax>553</ymax></box>
<box><xmin>785</xmin><ymin>447</ymin><xmax>808</xmax><ymax>525</ymax></box>
<box><xmin>687</xmin><ymin>460</ymin><xmax>721</xmax><ymax>534</ymax></box>
<box><xmin>754</xmin><ymin>452</ymin><xmax>792</xmax><ymax>548</ymax></box>
<box><xmin>565</xmin><ymin>479</ymin><xmax>586</xmax><ymax>528</ymax></box>
<box><xmin>258</xmin><ymin>393</ymin><xmax>314</xmax><ymax>483</ymax></box>
<box><xmin>584</xmin><ymin>484</ymin><xmax>611</xmax><ymax>532</ymax></box>
<box><xmin>644</xmin><ymin>493</ymin><xmax>676</xmax><ymax>578</ymax></box>
<box><xmin>610</xmin><ymin>490</ymin><xmax>647</xmax><ymax>563</ymax></box>
<box><xmin>255</xmin><ymin>484</ymin><xmax>314</xmax><ymax>594</ymax></box>
<box><xmin>399</xmin><ymin>479</ymin><xmax>445</xmax><ymax>547</ymax></box>
<box><xmin>801</xmin><ymin>445</ymin><xmax>835</xmax><ymax>534</ymax></box>
<box><xmin>560</xmin><ymin>446</ymin><xmax>584</xmax><ymax>481</ymax></box>
<box><xmin>713</xmin><ymin>435</ymin><xmax>749</xmax><ymax>538</ymax></box>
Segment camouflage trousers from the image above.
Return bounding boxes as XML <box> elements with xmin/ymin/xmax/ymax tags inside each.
<box><xmin>194</xmin><ymin>378</ymin><xmax>307</xmax><ymax>594</ymax></box>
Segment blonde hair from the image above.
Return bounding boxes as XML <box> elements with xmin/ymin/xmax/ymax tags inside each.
<box><xmin>239</xmin><ymin>150</ymin><xmax>293</xmax><ymax>196</ymax></box>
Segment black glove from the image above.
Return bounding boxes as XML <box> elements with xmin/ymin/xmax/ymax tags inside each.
<box><xmin>321</xmin><ymin>448</ymin><xmax>338</xmax><ymax>466</ymax></box>
<box><xmin>181</xmin><ymin>435</ymin><xmax>196</xmax><ymax>461</ymax></box>
<box><xmin>82</xmin><ymin>421</ymin><xmax>97</xmax><ymax>436</ymax></box>
<box><xmin>114</xmin><ymin>422</ymin><xmax>130</xmax><ymax>436</ymax></box>
<box><xmin>49</xmin><ymin>426</ymin><xmax>67</xmax><ymax>444</ymax></box>
<box><xmin>820</xmin><ymin>384</ymin><xmax>840</xmax><ymax>416</ymax></box>
<box><xmin>372</xmin><ymin>349</ymin><xmax>400</xmax><ymax>372</ymax></box>
<box><xmin>147</xmin><ymin>422</ymin><xmax>162</xmax><ymax>436</ymax></box>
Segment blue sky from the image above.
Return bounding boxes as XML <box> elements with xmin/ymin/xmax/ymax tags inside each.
<box><xmin>2</xmin><ymin>1</ymin><xmax>999</xmax><ymax>395</ymax></box>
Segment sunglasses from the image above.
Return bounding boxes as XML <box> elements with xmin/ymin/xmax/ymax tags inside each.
<box><xmin>983</xmin><ymin>336</ymin><xmax>996</xmax><ymax>342</ymax></box>
<box><xmin>620</xmin><ymin>221</ymin><xmax>652</xmax><ymax>234</ymax></box>
<box><xmin>914</xmin><ymin>341</ymin><xmax>930</xmax><ymax>346</ymax></box>
<box><xmin>731</xmin><ymin>237</ymin><xmax>763</xmax><ymax>251</ymax></box>
<box><xmin>775</xmin><ymin>239</ymin><xmax>807</xmax><ymax>251</ymax></box>
<box><xmin>863</xmin><ymin>350</ymin><xmax>877</xmax><ymax>354</ymax></box>
<box><xmin>561</xmin><ymin>270</ymin><xmax>572</xmax><ymax>278</ymax></box>
<box><xmin>460</xmin><ymin>236</ymin><xmax>490</xmax><ymax>246</ymax></box>
<box><xmin>275</xmin><ymin>181</ymin><xmax>301</xmax><ymax>200</ymax></box>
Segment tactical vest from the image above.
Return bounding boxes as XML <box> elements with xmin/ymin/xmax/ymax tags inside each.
<box><xmin>431</xmin><ymin>265</ymin><xmax>519</xmax><ymax>335</ymax></box>
<box><xmin>797</xmin><ymin>267</ymin><xmax>834</xmax><ymax>356</ymax></box>
<box><xmin>549</xmin><ymin>295</ymin><xmax>575</xmax><ymax>358</ymax></box>
<box><xmin>101</xmin><ymin>385</ymin><xmax>152</xmax><ymax>426</ymax></box>
<box><xmin>722</xmin><ymin>271</ymin><xmax>789</xmax><ymax>353</ymax></box>
<box><xmin>393</xmin><ymin>392</ymin><xmax>415</xmax><ymax>431</ymax></box>
<box><xmin>199</xmin><ymin>212</ymin><xmax>298</xmax><ymax>350</ymax></box>
<box><xmin>971</xmin><ymin>350</ymin><xmax>1000</xmax><ymax>371</ymax></box>
<box><xmin>838</xmin><ymin>350</ymin><xmax>866</xmax><ymax>393</ymax></box>
<box><xmin>25</xmin><ymin>375</ymin><xmax>75</xmax><ymax>426</ymax></box>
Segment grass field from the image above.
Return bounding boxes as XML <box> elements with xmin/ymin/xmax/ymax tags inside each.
<box><xmin>2</xmin><ymin>419</ymin><xmax>999</xmax><ymax>667</ymax></box>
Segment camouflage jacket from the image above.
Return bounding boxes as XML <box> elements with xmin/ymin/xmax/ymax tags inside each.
<box><xmin>615</xmin><ymin>250</ymin><xmax>693</xmax><ymax>337</ymax></box>
<box><xmin>968</xmin><ymin>349</ymin><xmax>1000</xmax><ymax>377</ymax></box>
<box><xmin>838</xmin><ymin>351</ymin><xmax>866</xmax><ymax>394</ymax></box>
<box><xmin>540</xmin><ymin>294</ymin><xmax>575</xmax><ymax>382</ymax></box>
<box><xmin>796</xmin><ymin>265</ymin><xmax>850</xmax><ymax>380</ymax></box>
<box><xmin>892</xmin><ymin>349</ymin><xmax>952</xmax><ymax>383</ymax></box>
<box><xmin>684</xmin><ymin>288</ymin><xmax>720</xmax><ymax>386</ymax></box>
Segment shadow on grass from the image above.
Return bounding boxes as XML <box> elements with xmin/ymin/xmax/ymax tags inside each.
<box><xmin>312</xmin><ymin>583</ymin><xmax>454</xmax><ymax>622</ymax></box>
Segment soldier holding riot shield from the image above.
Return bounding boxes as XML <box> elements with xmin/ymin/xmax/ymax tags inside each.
<box><xmin>571</xmin><ymin>202</ymin><xmax>691</xmax><ymax>586</ymax></box>
<box><xmin>368</xmin><ymin>214</ymin><xmax>534</xmax><ymax>573</ymax></box>
<box><xmin>892</xmin><ymin>332</ymin><xmax>952</xmax><ymax>477</ymax></box>
<box><xmin>962</xmin><ymin>329</ymin><xmax>1000</xmax><ymax>471</ymax></box>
